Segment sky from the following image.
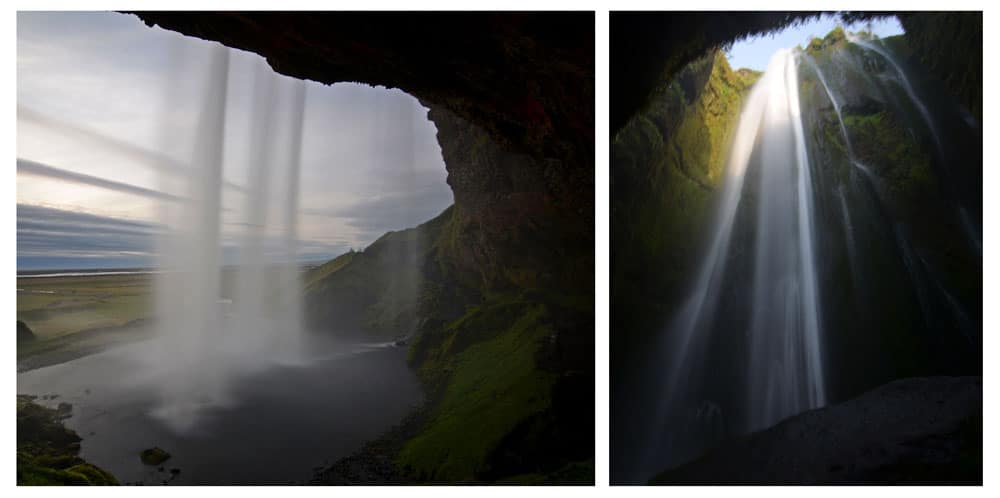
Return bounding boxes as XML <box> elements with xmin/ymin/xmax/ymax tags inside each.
<box><xmin>726</xmin><ymin>15</ymin><xmax>905</xmax><ymax>71</ymax></box>
<box><xmin>17</xmin><ymin>11</ymin><xmax>453</xmax><ymax>270</ymax></box>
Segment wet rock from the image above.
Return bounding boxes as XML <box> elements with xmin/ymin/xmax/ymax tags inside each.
<box><xmin>652</xmin><ymin>376</ymin><xmax>982</xmax><ymax>484</ymax></box>
<box><xmin>17</xmin><ymin>321</ymin><xmax>36</xmax><ymax>343</ymax></box>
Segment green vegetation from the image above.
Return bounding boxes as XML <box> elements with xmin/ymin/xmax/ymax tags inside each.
<box><xmin>397</xmin><ymin>296</ymin><xmax>556</xmax><ymax>481</ymax></box>
<box><xmin>612</xmin><ymin>49</ymin><xmax>757</xmax><ymax>357</ymax></box>
<box><xmin>303</xmin><ymin>251</ymin><xmax>356</xmax><ymax>289</ymax></box>
<box><xmin>309</xmin><ymin>194</ymin><xmax>593</xmax><ymax>482</ymax></box>
<box><xmin>16</xmin><ymin>274</ymin><xmax>155</xmax><ymax>367</ymax></box>
<box><xmin>304</xmin><ymin>207</ymin><xmax>451</xmax><ymax>341</ymax></box>
<box><xmin>140</xmin><ymin>447</ymin><xmax>171</xmax><ymax>466</ymax></box>
<box><xmin>17</xmin><ymin>395</ymin><xmax>117</xmax><ymax>485</ymax></box>
<box><xmin>16</xmin><ymin>274</ymin><xmax>152</xmax><ymax>340</ymax></box>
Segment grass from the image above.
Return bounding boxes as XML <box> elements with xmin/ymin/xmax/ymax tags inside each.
<box><xmin>396</xmin><ymin>295</ymin><xmax>557</xmax><ymax>482</ymax></box>
<box><xmin>17</xmin><ymin>274</ymin><xmax>152</xmax><ymax>341</ymax></box>
<box><xmin>303</xmin><ymin>251</ymin><xmax>356</xmax><ymax>290</ymax></box>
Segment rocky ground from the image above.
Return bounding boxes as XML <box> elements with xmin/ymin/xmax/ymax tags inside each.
<box><xmin>310</xmin><ymin>409</ymin><xmax>427</xmax><ymax>484</ymax></box>
<box><xmin>16</xmin><ymin>395</ymin><xmax>118</xmax><ymax>485</ymax></box>
<box><xmin>651</xmin><ymin>376</ymin><xmax>982</xmax><ymax>484</ymax></box>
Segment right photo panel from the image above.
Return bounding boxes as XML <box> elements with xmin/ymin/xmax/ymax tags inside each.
<box><xmin>611</xmin><ymin>12</ymin><xmax>982</xmax><ymax>485</ymax></box>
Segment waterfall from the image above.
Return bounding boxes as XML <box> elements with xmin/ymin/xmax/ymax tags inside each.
<box><xmin>150</xmin><ymin>44</ymin><xmax>309</xmax><ymax>432</ymax></box>
<box><xmin>746</xmin><ymin>49</ymin><xmax>825</xmax><ymax>430</ymax></box>
<box><xmin>837</xmin><ymin>185</ymin><xmax>859</xmax><ymax>286</ymax></box>
<box><xmin>804</xmin><ymin>55</ymin><xmax>854</xmax><ymax>158</ymax></box>
<box><xmin>645</xmin><ymin>48</ymin><xmax>826</xmax><ymax>473</ymax></box>
<box><xmin>845</xmin><ymin>33</ymin><xmax>943</xmax><ymax>155</ymax></box>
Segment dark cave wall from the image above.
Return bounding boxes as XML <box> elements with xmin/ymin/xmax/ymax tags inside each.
<box><xmin>610</xmin><ymin>11</ymin><xmax>824</xmax><ymax>135</ymax></box>
<box><xmin>429</xmin><ymin>105</ymin><xmax>593</xmax><ymax>293</ymax></box>
<box><xmin>897</xmin><ymin>12</ymin><xmax>982</xmax><ymax>121</ymax></box>
<box><xmin>133</xmin><ymin>12</ymin><xmax>594</xmax><ymax>166</ymax></box>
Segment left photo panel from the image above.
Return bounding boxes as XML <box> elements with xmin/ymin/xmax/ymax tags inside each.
<box><xmin>16</xmin><ymin>11</ymin><xmax>595</xmax><ymax>485</ymax></box>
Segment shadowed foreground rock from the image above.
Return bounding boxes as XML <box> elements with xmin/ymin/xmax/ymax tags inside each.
<box><xmin>652</xmin><ymin>376</ymin><xmax>982</xmax><ymax>485</ymax></box>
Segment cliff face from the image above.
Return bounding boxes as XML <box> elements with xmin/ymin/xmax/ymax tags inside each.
<box><xmin>610</xmin><ymin>51</ymin><xmax>758</xmax><ymax>480</ymax></box>
<box><xmin>897</xmin><ymin>13</ymin><xmax>982</xmax><ymax>122</ymax></box>
<box><xmin>611</xmin><ymin>50</ymin><xmax>756</xmax><ymax>377</ymax></box>
<box><xmin>133</xmin><ymin>13</ymin><xmax>595</xmax><ymax>483</ymax></box>
<box><xmin>797</xmin><ymin>27</ymin><xmax>981</xmax><ymax>401</ymax></box>
<box><xmin>610</xmin><ymin>12</ymin><xmax>819</xmax><ymax>135</ymax></box>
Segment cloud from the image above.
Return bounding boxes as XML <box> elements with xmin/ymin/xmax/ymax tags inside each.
<box><xmin>16</xmin><ymin>204</ymin><xmax>159</xmax><ymax>269</ymax></box>
<box><xmin>18</xmin><ymin>158</ymin><xmax>184</xmax><ymax>202</ymax></box>
<box><xmin>17</xmin><ymin>12</ymin><xmax>453</xmax><ymax>268</ymax></box>
<box><xmin>17</xmin><ymin>203</ymin><xmax>349</xmax><ymax>270</ymax></box>
<box><xmin>19</xmin><ymin>105</ymin><xmax>247</xmax><ymax>193</ymax></box>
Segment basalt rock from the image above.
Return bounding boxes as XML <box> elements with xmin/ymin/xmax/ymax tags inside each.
<box><xmin>651</xmin><ymin>376</ymin><xmax>982</xmax><ymax>484</ymax></box>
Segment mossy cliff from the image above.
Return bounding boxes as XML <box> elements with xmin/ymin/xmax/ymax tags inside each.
<box><xmin>610</xmin><ymin>12</ymin><xmax>819</xmax><ymax>134</ymax></box>
<box><xmin>610</xmin><ymin>50</ymin><xmax>758</xmax><ymax>480</ymax></box>
<box><xmin>611</xmin><ymin>50</ymin><xmax>757</xmax><ymax>384</ymax></box>
<box><xmin>797</xmin><ymin>26</ymin><xmax>981</xmax><ymax>401</ymax></box>
<box><xmin>17</xmin><ymin>395</ymin><xmax>117</xmax><ymax>485</ymax></box>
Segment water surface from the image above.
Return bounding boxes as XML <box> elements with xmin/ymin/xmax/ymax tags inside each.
<box><xmin>18</xmin><ymin>336</ymin><xmax>422</xmax><ymax>485</ymax></box>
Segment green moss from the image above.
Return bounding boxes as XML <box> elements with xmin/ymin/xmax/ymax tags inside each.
<box><xmin>843</xmin><ymin>110</ymin><xmax>935</xmax><ymax>210</ymax></box>
<box><xmin>396</xmin><ymin>297</ymin><xmax>557</xmax><ymax>482</ymax></box>
<box><xmin>612</xmin><ymin>49</ymin><xmax>756</xmax><ymax>349</ymax></box>
<box><xmin>17</xmin><ymin>395</ymin><xmax>117</xmax><ymax>485</ymax></box>
<box><xmin>140</xmin><ymin>447</ymin><xmax>171</xmax><ymax>466</ymax></box>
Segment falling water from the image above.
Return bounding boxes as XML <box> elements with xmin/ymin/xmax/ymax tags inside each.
<box><xmin>646</xmin><ymin>49</ymin><xmax>826</xmax><ymax>472</ymax></box>
<box><xmin>837</xmin><ymin>185</ymin><xmax>860</xmax><ymax>290</ymax></box>
<box><xmin>804</xmin><ymin>56</ymin><xmax>854</xmax><ymax>157</ymax></box>
<box><xmin>150</xmin><ymin>44</ymin><xmax>310</xmax><ymax>432</ymax></box>
<box><xmin>846</xmin><ymin>33</ymin><xmax>942</xmax><ymax>154</ymax></box>
<box><xmin>152</xmin><ymin>44</ymin><xmax>232</xmax><ymax>430</ymax></box>
<box><xmin>848</xmin><ymin>34</ymin><xmax>982</xmax><ymax>260</ymax></box>
<box><xmin>746</xmin><ymin>49</ymin><xmax>825</xmax><ymax>430</ymax></box>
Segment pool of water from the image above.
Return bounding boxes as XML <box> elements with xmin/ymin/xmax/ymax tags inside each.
<box><xmin>17</xmin><ymin>336</ymin><xmax>423</xmax><ymax>485</ymax></box>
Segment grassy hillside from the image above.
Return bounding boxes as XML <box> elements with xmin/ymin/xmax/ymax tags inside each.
<box><xmin>306</xmin><ymin>201</ymin><xmax>593</xmax><ymax>483</ymax></box>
